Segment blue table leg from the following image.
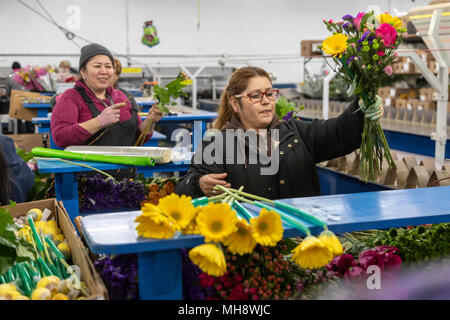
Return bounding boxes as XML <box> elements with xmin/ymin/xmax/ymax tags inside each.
<box><xmin>54</xmin><ymin>172</ymin><xmax>79</xmax><ymax>225</ymax></box>
<box><xmin>138</xmin><ymin>249</ymin><xmax>182</xmax><ymax>300</ymax></box>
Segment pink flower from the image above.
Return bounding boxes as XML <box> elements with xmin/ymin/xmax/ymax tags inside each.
<box><xmin>345</xmin><ymin>265</ymin><xmax>364</xmax><ymax>278</ymax></box>
<box><xmin>377</xmin><ymin>50</ymin><xmax>386</xmax><ymax>57</ymax></box>
<box><xmin>353</xmin><ymin>12</ymin><xmax>365</xmax><ymax>31</ymax></box>
<box><xmin>376</xmin><ymin>23</ymin><xmax>397</xmax><ymax>48</ymax></box>
<box><xmin>384</xmin><ymin>65</ymin><xmax>393</xmax><ymax>75</ymax></box>
<box><xmin>350</xmin><ymin>43</ymin><xmax>356</xmax><ymax>48</ymax></box>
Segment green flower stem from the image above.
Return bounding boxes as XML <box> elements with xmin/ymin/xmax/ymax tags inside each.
<box><xmin>37</xmin><ymin>257</ymin><xmax>52</xmax><ymax>277</ymax></box>
<box><xmin>27</xmin><ymin>216</ymin><xmax>44</xmax><ymax>255</ymax></box>
<box><xmin>17</xmin><ymin>263</ymin><xmax>32</xmax><ymax>297</ymax></box>
<box><xmin>0</xmin><ymin>275</ymin><xmax>5</xmax><ymax>284</ymax></box>
<box><xmin>215</xmin><ymin>186</ymin><xmax>275</xmax><ymax>205</ymax></box>
<box><xmin>207</xmin><ymin>194</ymin><xmax>227</xmax><ymax>202</ymax></box>
<box><xmin>253</xmin><ymin>201</ymin><xmax>311</xmax><ymax>237</ymax></box>
<box><xmin>216</xmin><ymin>185</ymin><xmax>253</xmax><ymax>204</ymax></box>
<box><xmin>273</xmin><ymin>201</ymin><xmax>328</xmax><ymax>230</ymax></box>
<box><xmin>56</xmin><ymin>158</ymin><xmax>115</xmax><ymax>181</ymax></box>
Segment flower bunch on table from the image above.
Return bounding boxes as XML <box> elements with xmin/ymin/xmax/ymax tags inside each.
<box><xmin>183</xmin><ymin>240</ymin><xmax>296</xmax><ymax>300</ymax></box>
<box><xmin>134</xmin><ymin>186</ymin><xmax>344</xmax><ymax>278</ymax></box>
<box><xmin>12</xmin><ymin>65</ymin><xmax>56</xmax><ymax>92</ymax></box>
<box><xmin>320</xmin><ymin>12</ymin><xmax>407</xmax><ymax>182</ymax></box>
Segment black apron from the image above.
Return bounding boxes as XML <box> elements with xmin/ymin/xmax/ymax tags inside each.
<box><xmin>75</xmin><ymin>86</ymin><xmax>139</xmax><ymax>179</ymax></box>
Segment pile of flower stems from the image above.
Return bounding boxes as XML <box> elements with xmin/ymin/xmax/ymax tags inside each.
<box><xmin>0</xmin><ymin>216</ymin><xmax>86</xmax><ymax>297</ymax></box>
<box><xmin>192</xmin><ymin>186</ymin><xmax>330</xmax><ymax>237</ymax></box>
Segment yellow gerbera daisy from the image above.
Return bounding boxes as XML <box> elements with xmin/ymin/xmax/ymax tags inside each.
<box><xmin>181</xmin><ymin>206</ymin><xmax>203</xmax><ymax>235</ymax></box>
<box><xmin>378</xmin><ymin>13</ymin><xmax>402</xmax><ymax>29</ymax></box>
<box><xmin>141</xmin><ymin>202</ymin><xmax>162</xmax><ymax>215</ymax></box>
<box><xmin>250</xmin><ymin>208</ymin><xmax>283</xmax><ymax>247</ymax></box>
<box><xmin>291</xmin><ymin>236</ymin><xmax>333</xmax><ymax>269</ymax></box>
<box><xmin>195</xmin><ymin>203</ymin><xmax>238</xmax><ymax>242</ymax></box>
<box><xmin>157</xmin><ymin>193</ymin><xmax>196</xmax><ymax>230</ymax></box>
<box><xmin>223</xmin><ymin>219</ymin><xmax>257</xmax><ymax>255</ymax></box>
<box><xmin>189</xmin><ymin>243</ymin><xmax>227</xmax><ymax>277</ymax></box>
<box><xmin>321</xmin><ymin>33</ymin><xmax>348</xmax><ymax>57</ymax></box>
<box><xmin>318</xmin><ymin>230</ymin><xmax>343</xmax><ymax>257</ymax></box>
<box><xmin>135</xmin><ymin>211</ymin><xmax>176</xmax><ymax>239</ymax></box>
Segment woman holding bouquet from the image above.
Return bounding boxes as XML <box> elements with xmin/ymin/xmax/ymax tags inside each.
<box><xmin>175</xmin><ymin>66</ymin><xmax>382</xmax><ymax>199</ymax></box>
<box><xmin>50</xmin><ymin>43</ymin><xmax>163</xmax><ymax>149</ymax></box>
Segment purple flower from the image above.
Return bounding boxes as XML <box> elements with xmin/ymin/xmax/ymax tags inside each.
<box><xmin>342</xmin><ymin>22</ymin><xmax>350</xmax><ymax>31</ymax></box>
<box><xmin>357</xmin><ymin>30</ymin><xmax>371</xmax><ymax>44</ymax></box>
<box><xmin>342</xmin><ymin>14</ymin><xmax>354</xmax><ymax>21</ymax></box>
<box><xmin>282</xmin><ymin>111</ymin><xmax>294</xmax><ymax>121</ymax></box>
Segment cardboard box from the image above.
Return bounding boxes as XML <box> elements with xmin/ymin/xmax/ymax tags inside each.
<box><xmin>417</xmin><ymin>100</ymin><xmax>437</xmax><ymax>110</ymax></box>
<box><xmin>404</xmin><ymin>62</ymin><xmax>418</xmax><ymax>74</ymax></box>
<box><xmin>389</xmin><ymin>87</ymin><xmax>410</xmax><ymax>98</ymax></box>
<box><xmin>428</xmin><ymin>60</ymin><xmax>438</xmax><ymax>73</ymax></box>
<box><xmin>383</xmin><ymin>97</ymin><xmax>396</xmax><ymax>107</ymax></box>
<box><xmin>6</xmin><ymin>133</ymin><xmax>50</xmax><ymax>152</ymax></box>
<box><xmin>8</xmin><ymin>90</ymin><xmax>43</xmax><ymax>121</ymax></box>
<box><xmin>301</xmin><ymin>40</ymin><xmax>323</xmax><ymax>57</ymax></box>
<box><xmin>395</xmin><ymin>98</ymin><xmax>407</xmax><ymax>108</ymax></box>
<box><xmin>378</xmin><ymin>87</ymin><xmax>391</xmax><ymax>98</ymax></box>
<box><xmin>419</xmin><ymin>88</ymin><xmax>435</xmax><ymax>101</ymax></box>
<box><xmin>406</xmin><ymin>99</ymin><xmax>419</xmax><ymax>110</ymax></box>
<box><xmin>393</xmin><ymin>62</ymin><xmax>403</xmax><ymax>74</ymax></box>
<box><xmin>1</xmin><ymin>198</ymin><xmax>108</xmax><ymax>300</ymax></box>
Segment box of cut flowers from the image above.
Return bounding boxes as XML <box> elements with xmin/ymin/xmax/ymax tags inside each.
<box><xmin>320</xmin><ymin>11</ymin><xmax>408</xmax><ymax>182</ymax></box>
<box><xmin>0</xmin><ymin>198</ymin><xmax>107</xmax><ymax>300</ymax></box>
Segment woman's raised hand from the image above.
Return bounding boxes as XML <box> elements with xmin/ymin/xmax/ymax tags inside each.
<box><xmin>97</xmin><ymin>106</ymin><xmax>120</xmax><ymax>127</ymax></box>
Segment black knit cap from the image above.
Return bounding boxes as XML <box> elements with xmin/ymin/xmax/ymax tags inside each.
<box><xmin>79</xmin><ymin>43</ymin><xmax>114</xmax><ymax>69</ymax></box>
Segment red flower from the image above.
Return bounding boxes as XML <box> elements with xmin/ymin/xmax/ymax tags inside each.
<box><xmin>359</xmin><ymin>249</ymin><xmax>385</xmax><ymax>270</ymax></box>
<box><xmin>327</xmin><ymin>254</ymin><xmax>354</xmax><ymax>276</ymax></box>
<box><xmin>375</xmin><ymin>23</ymin><xmax>397</xmax><ymax>48</ymax></box>
<box><xmin>198</xmin><ymin>273</ymin><xmax>215</xmax><ymax>288</ymax></box>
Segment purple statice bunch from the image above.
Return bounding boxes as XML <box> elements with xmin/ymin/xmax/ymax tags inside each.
<box><xmin>181</xmin><ymin>248</ymin><xmax>214</xmax><ymax>300</ymax></box>
<box><xmin>79</xmin><ymin>174</ymin><xmax>146</xmax><ymax>212</ymax></box>
<box><xmin>357</xmin><ymin>30</ymin><xmax>371</xmax><ymax>44</ymax></box>
<box><xmin>342</xmin><ymin>14</ymin><xmax>354</xmax><ymax>22</ymax></box>
<box><xmin>282</xmin><ymin>111</ymin><xmax>294</xmax><ymax>121</ymax></box>
<box><xmin>94</xmin><ymin>254</ymin><xmax>139</xmax><ymax>300</ymax></box>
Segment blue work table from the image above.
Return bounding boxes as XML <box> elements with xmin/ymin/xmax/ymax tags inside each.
<box><xmin>80</xmin><ymin>186</ymin><xmax>450</xmax><ymax>300</ymax></box>
<box><xmin>36</xmin><ymin>159</ymin><xmax>190</xmax><ymax>224</ymax></box>
<box><xmin>32</xmin><ymin>111</ymin><xmax>217</xmax><ymax>151</ymax></box>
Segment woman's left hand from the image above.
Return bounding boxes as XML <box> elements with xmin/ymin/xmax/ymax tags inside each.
<box><xmin>147</xmin><ymin>104</ymin><xmax>163</xmax><ymax>123</ymax></box>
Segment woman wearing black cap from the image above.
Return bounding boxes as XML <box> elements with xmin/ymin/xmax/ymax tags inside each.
<box><xmin>50</xmin><ymin>43</ymin><xmax>162</xmax><ymax>148</ymax></box>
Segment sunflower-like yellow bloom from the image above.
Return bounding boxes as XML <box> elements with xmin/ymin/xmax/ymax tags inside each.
<box><xmin>181</xmin><ymin>206</ymin><xmax>203</xmax><ymax>235</ymax></box>
<box><xmin>318</xmin><ymin>230</ymin><xmax>343</xmax><ymax>257</ymax></box>
<box><xmin>189</xmin><ymin>243</ymin><xmax>227</xmax><ymax>277</ymax></box>
<box><xmin>378</xmin><ymin>13</ymin><xmax>402</xmax><ymax>29</ymax></box>
<box><xmin>223</xmin><ymin>219</ymin><xmax>257</xmax><ymax>255</ymax></box>
<box><xmin>135</xmin><ymin>210</ymin><xmax>176</xmax><ymax>239</ymax></box>
<box><xmin>321</xmin><ymin>33</ymin><xmax>348</xmax><ymax>58</ymax></box>
<box><xmin>195</xmin><ymin>203</ymin><xmax>238</xmax><ymax>242</ymax></box>
<box><xmin>157</xmin><ymin>193</ymin><xmax>196</xmax><ymax>230</ymax></box>
<box><xmin>250</xmin><ymin>208</ymin><xmax>283</xmax><ymax>247</ymax></box>
<box><xmin>291</xmin><ymin>236</ymin><xmax>333</xmax><ymax>269</ymax></box>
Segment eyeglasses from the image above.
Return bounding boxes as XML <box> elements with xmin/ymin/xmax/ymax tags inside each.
<box><xmin>234</xmin><ymin>89</ymin><xmax>280</xmax><ymax>103</ymax></box>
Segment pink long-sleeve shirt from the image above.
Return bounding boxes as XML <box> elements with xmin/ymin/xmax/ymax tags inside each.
<box><xmin>51</xmin><ymin>80</ymin><xmax>151</xmax><ymax>148</ymax></box>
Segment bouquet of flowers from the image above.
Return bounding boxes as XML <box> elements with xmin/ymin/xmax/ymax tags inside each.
<box><xmin>320</xmin><ymin>12</ymin><xmax>407</xmax><ymax>181</ymax></box>
<box><xmin>12</xmin><ymin>65</ymin><xmax>56</xmax><ymax>92</ymax></box>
